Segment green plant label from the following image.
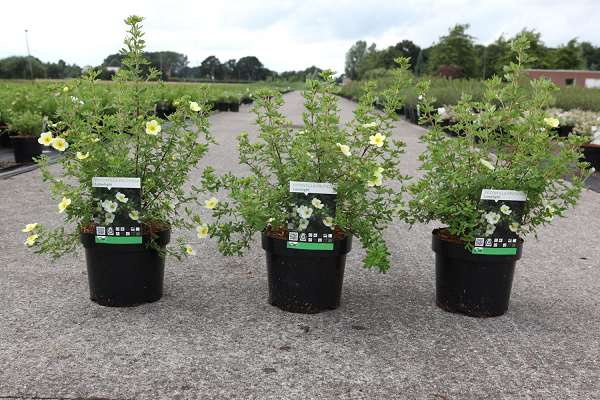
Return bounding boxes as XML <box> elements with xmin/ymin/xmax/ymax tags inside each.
<box><xmin>473</xmin><ymin>189</ymin><xmax>527</xmax><ymax>255</ymax></box>
<box><xmin>92</xmin><ymin>177</ymin><xmax>142</xmax><ymax>245</ymax></box>
<box><xmin>287</xmin><ymin>181</ymin><xmax>336</xmax><ymax>251</ymax></box>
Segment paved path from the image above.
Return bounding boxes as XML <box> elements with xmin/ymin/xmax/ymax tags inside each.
<box><xmin>1</xmin><ymin>92</ymin><xmax>599</xmax><ymax>399</ymax></box>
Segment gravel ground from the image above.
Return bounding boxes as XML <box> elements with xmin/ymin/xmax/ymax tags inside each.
<box><xmin>1</xmin><ymin>92</ymin><xmax>599</xmax><ymax>399</ymax></box>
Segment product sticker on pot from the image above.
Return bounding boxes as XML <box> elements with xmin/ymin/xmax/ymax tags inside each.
<box><xmin>287</xmin><ymin>181</ymin><xmax>336</xmax><ymax>251</ymax></box>
<box><xmin>92</xmin><ymin>177</ymin><xmax>142</xmax><ymax>245</ymax></box>
<box><xmin>472</xmin><ymin>189</ymin><xmax>527</xmax><ymax>255</ymax></box>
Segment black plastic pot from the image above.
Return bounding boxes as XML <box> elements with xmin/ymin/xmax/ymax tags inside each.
<box><xmin>228</xmin><ymin>102</ymin><xmax>240</xmax><ymax>112</ymax></box>
<box><xmin>80</xmin><ymin>228</ymin><xmax>171</xmax><ymax>307</ymax></box>
<box><xmin>432</xmin><ymin>228</ymin><xmax>523</xmax><ymax>317</ymax></box>
<box><xmin>12</xmin><ymin>136</ymin><xmax>42</xmax><ymax>163</ymax></box>
<box><xmin>215</xmin><ymin>102</ymin><xmax>229</xmax><ymax>112</ymax></box>
<box><xmin>582</xmin><ymin>144</ymin><xmax>600</xmax><ymax>171</ymax></box>
<box><xmin>557</xmin><ymin>125</ymin><xmax>574</xmax><ymax>137</ymax></box>
<box><xmin>0</xmin><ymin>126</ymin><xmax>12</xmax><ymax>148</ymax></box>
<box><xmin>261</xmin><ymin>232</ymin><xmax>352</xmax><ymax>314</ymax></box>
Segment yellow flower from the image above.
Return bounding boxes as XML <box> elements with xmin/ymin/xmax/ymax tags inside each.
<box><xmin>22</xmin><ymin>223</ymin><xmax>38</xmax><ymax>233</ymax></box>
<box><xmin>145</xmin><ymin>120</ymin><xmax>162</xmax><ymax>136</ymax></box>
<box><xmin>196</xmin><ymin>224</ymin><xmax>209</xmax><ymax>239</ymax></box>
<box><xmin>311</xmin><ymin>198</ymin><xmax>324</xmax><ymax>209</ymax></box>
<box><xmin>323</xmin><ymin>216</ymin><xmax>334</xmax><ymax>228</ymax></box>
<box><xmin>204</xmin><ymin>197</ymin><xmax>218</xmax><ymax>209</ymax></box>
<box><xmin>184</xmin><ymin>245</ymin><xmax>195</xmax><ymax>255</ymax></box>
<box><xmin>367</xmin><ymin>175</ymin><xmax>383</xmax><ymax>187</ymax></box>
<box><xmin>76</xmin><ymin>151</ymin><xmax>89</xmax><ymax>160</ymax></box>
<box><xmin>129</xmin><ymin>210</ymin><xmax>140</xmax><ymax>221</ymax></box>
<box><xmin>63</xmin><ymin>86</ymin><xmax>69</xmax><ymax>92</ymax></box>
<box><xmin>369</xmin><ymin>132</ymin><xmax>386</xmax><ymax>148</ymax></box>
<box><xmin>51</xmin><ymin>137</ymin><xmax>69</xmax><ymax>152</ymax></box>
<box><xmin>479</xmin><ymin>158</ymin><xmax>495</xmax><ymax>170</ymax></box>
<box><xmin>368</xmin><ymin>166</ymin><xmax>384</xmax><ymax>187</ymax></box>
<box><xmin>336</xmin><ymin>143</ymin><xmax>351</xmax><ymax>157</ymax></box>
<box><xmin>38</xmin><ymin>132</ymin><xmax>54</xmax><ymax>146</ymax></box>
<box><xmin>509</xmin><ymin>222</ymin><xmax>520</xmax><ymax>233</ymax></box>
<box><xmin>24</xmin><ymin>234</ymin><xmax>39</xmax><ymax>247</ymax></box>
<box><xmin>58</xmin><ymin>197</ymin><xmax>72</xmax><ymax>213</ymax></box>
<box><xmin>189</xmin><ymin>101</ymin><xmax>201</xmax><ymax>112</ymax></box>
<box><xmin>544</xmin><ymin>117</ymin><xmax>560</xmax><ymax>128</ymax></box>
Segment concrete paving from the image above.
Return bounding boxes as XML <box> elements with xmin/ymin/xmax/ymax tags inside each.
<box><xmin>1</xmin><ymin>92</ymin><xmax>599</xmax><ymax>399</ymax></box>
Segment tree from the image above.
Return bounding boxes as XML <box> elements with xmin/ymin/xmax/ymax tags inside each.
<box><xmin>0</xmin><ymin>56</ymin><xmax>46</xmax><ymax>79</ymax></box>
<box><xmin>581</xmin><ymin>42</ymin><xmax>600</xmax><ymax>70</ymax></box>
<box><xmin>222</xmin><ymin>59</ymin><xmax>237</xmax><ymax>80</ymax></box>
<box><xmin>391</xmin><ymin>40</ymin><xmax>421</xmax><ymax>70</ymax></box>
<box><xmin>428</xmin><ymin>24</ymin><xmax>478</xmax><ymax>78</ymax></box>
<box><xmin>345</xmin><ymin>40</ymin><xmax>368</xmax><ymax>80</ymax></box>
<box><xmin>480</xmin><ymin>35</ymin><xmax>511</xmax><ymax>79</ymax></box>
<box><xmin>509</xmin><ymin>30</ymin><xmax>551</xmax><ymax>68</ymax></box>
<box><xmin>414</xmin><ymin>49</ymin><xmax>427</xmax><ymax>76</ymax></box>
<box><xmin>199</xmin><ymin>55</ymin><xmax>223</xmax><ymax>80</ymax></box>
<box><xmin>549</xmin><ymin>39</ymin><xmax>585</xmax><ymax>70</ymax></box>
<box><xmin>145</xmin><ymin>51</ymin><xmax>189</xmax><ymax>80</ymax></box>
<box><xmin>236</xmin><ymin>56</ymin><xmax>264</xmax><ymax>81</ymax></box>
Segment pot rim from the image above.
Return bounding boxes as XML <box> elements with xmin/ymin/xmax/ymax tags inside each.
<box><xmin>582</xmin><ymin>143</ymin><xmax>600</xmax><ymax>149</ymax></box>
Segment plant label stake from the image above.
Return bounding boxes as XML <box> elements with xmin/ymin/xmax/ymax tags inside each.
<box><xmin>287</xmin><ymin>181</ymin><xmax>336</xmax><ymax>251</ymax></box>
<box><xmin>92</xmin><ymin>177</ymin><xmax>142</xmax><ymax>245</ymax></box>
<box><xmin>472</xmin><ymin>189</ymin><xmax>527</xmax><ymax>255</ymax></box>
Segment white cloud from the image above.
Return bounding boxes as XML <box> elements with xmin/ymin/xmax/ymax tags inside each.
<box><xmin>0</xmin><ymin>0</ymin><xmax>598</xmax><ymax>73</ymax></box>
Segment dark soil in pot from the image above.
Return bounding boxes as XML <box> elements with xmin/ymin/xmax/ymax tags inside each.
<box><xmin>582</xmin><ymin>143</ymin><xmax>600</xmax><ymax>171</ymax></box>
<box><xmin>80</xmin><ymin>226</ymin><xmax>171</xmax><ymax>307</ymax></box>
<box><xmin>432</xmin><ymin>228</ymin><xmax>523</xmax><ymax>317</ymax></box>
<box><xmin>261</xmin><ymin>230</ymin><xmax>352</xmax><ymax>314</ymax></box>
<box><xmin>12</xmin><ymin>136</ymin><xmax>42</xmax><ymax>163</ymax></box>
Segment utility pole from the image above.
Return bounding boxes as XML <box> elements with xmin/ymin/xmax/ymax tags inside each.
<box><xmin>24</xmin><ymin>29</ymin><xmax>34</xmax><ymax>81</ymax></box>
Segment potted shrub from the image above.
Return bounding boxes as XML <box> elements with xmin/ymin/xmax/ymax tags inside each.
<box><xmin>227</xmin><ymin>94</ymin><xmax>241</xmax><ymax>112</ymax></box>
<box><xmin>214</xmin><ymin>94</ymin><xmax>229</xmax><ymax>112</ymax></box>
<box><xmin>571</xmin><ymin>110</ymin><xmax>600</xmax><ymax>171</ymax></box>
<box><xmin>200</xmin><ymin>62</ymin><xmax>412</xmax><ymax>313</ymax></box>
<box><xmin>21</xmin><ymin>16</ymin><xmax>214</xmax><ymax>307</ymax></box>
<box><xmin>8</xmin><ymin>111</ymin><xmax>45</xmax><ymax>163</ymax></box>
<box><xmin>405</xmin><ymin>37</ymin><xmax>592</xmax><ymax>317</ymax></box>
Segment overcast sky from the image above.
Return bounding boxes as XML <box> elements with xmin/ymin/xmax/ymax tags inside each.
<box><xmin>1</xmin><ymin>0</ymin><xmax>599</xmax><ymax>73</ymax></box>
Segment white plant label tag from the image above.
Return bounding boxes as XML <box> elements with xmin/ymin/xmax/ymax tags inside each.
<box><xmin>287</xmin><ymin>181</ymin><xmax>336</xmax><ymax>251</ymax></box>
<box><xmin>473</xmin><ymin>189</ymin><xmax>527</xmax><ymax>256</ymax></box>
<box><xmin>92</xmin><ymin>177</ymin><xmax>142</xmax><ymax>244</ymax></box>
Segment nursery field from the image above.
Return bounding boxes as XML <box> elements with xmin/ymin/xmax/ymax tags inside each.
<box><xmin>1</xmin><ymin>92</ymin><xmax>599</xmax><ymax>399</ymax></box>
<box><xmin>341</xmin><ymin>75</ymin><xmax>600</xmax><ymax>111</ymax></box>
<box><xmin>0</xmin><ymin>78</ymin><xmax>300</xmax><ymax>130</ymax></box>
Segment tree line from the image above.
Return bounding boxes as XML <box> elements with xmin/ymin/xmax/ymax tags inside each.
<box><xmin>0</xmin><ymin>51</ymin><xmax>321</xmax><ymax>82</ymax></box>
<box><xmin>345</xmin><ymin>24</ymin><xmax>600</xmax><ymax>80</ymax></box>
